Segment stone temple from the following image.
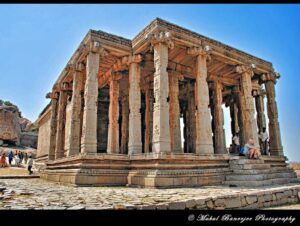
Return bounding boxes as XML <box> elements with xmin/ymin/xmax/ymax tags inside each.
<box><xmin>36</xmin><ymin>18</ymin><xmax>297</xmax><ymax>188</ymax></box>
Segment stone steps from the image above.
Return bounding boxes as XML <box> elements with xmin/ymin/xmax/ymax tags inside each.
<box><xmin>230</xmin><ymin>163</ymin><xmax>270</xmax><ymax>170</ymax></box>
<box><xmin>231</xmin><ymin>167</ymin><xmax>293</xmax><ymax>175</ymax></box>
<box><xmin>230</xmin><ymin>159</ymin><xmax>265</xmax><ymax>165</ymax></box>
<box><xmin>224</xmin><ymin>157</ymin><xmax>298</xmax><ymax>187</ymax></box>
<box><xmin>224</xmin><ymin>177</ymin><xmax>293</xmax><ymax>187</ymax></box>
<box><xmin>225</xmin><ymin>172</ymin><xmax>296</xmax><ymax>181</ymax></box>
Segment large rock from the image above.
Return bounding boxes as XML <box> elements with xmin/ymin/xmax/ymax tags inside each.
<box><xmin>0</xmin><ymin>101</ymin><xmax>38</xmax><ymax>147</ymax></box>
<box><xmin>0</xmin><ymin>105</ymin><xmax>21</xmax><ymax>144</ymax></box>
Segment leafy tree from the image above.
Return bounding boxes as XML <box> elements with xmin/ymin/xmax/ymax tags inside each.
<box><xmin>3</xmin><ymin>100</ymin><xmax>13</xmax><ymax>106</ymax></box>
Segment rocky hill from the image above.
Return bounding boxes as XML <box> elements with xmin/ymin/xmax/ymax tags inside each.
<box><xmin>0</xmin><ymin>99</ymin><xmax>37</xmax><ymax>148</ymax></box>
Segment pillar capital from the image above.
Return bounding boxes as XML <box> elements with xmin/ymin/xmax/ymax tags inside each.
<box><xmin>253</xmin><ymin>87</ymin><xmax>266</xmax><ymax>97</ymax></box>
<box><xmin>167</xmin><ymin>69</ymin><xmax>184</xmax><ymax>81</ymax></box>
<box><xmin>261</xmin><ymin>72</ymin><xmax>280</xmax><ymax>84</ymax></box>
<box><xmin>81</xmin><ymin>41</ymin><xmax>109</xmax><ymax>56</ymax></box>
<box><xmin>66</xmin><ymin>62</ymin><xmax>85</xmax><ymax>73</ymax></box>
<box><xmin>235</xmin><ymin>64</ymin><xmax>255</xmax><ymax>76</ymax></box>
<box><xmin>122</xmin><ymin>54</ymin><xmax>143</xmax><ymax>65</ymax></box>
<box><xmin>89</xmin><ymin>41</ymin><xmax>109</xmax><ymax>56</ymax></box>
<box><xmin>46</xmin><ymin>91</ymin><xmax>59</xmax><ymax>100</ymax></box>
<box><xmin>187</xmin><ymin>45</ymin><xmax>211</xmax><ymax>57</ymax></box>
<box><xmin>109</xmin><ymin>71</ymin><xmax>123</xmax><ymax>82</ymax></box>
<box><xmin>146</xmin><ymin>30</ymin><xmax>174</xmax><ymax>49</ymax></box>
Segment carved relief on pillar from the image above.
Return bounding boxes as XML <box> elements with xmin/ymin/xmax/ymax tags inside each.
<box><xmin>144</xmin><ymin>85</ymin><xmax>154</xmax><ymax>153</ymax></box>
<box><xmin>81</xmin><ymin>41</ymin><xmax>106</xmax><ymax>154</ymax></box>
<box><xmin>107</xmin><ymin>74</ymin><xmax>121</xmax><ymax>154</ymax></box>
<box><xmin>124</xmin><ymin>55</ymin><xmax>143</xmax><ymax>155</ymax></box>
<box><xmin>187</xmin><ymin>44</ymin><xmax>214</xmax><ymax>154</ymax></box>
<box><xmin>46</xmin><ymin>91</ymin><xmax>59</xmax><ymax>160</ymax></box>
<box><xmin>54</xmin><ymin>86</ymin><xmax>68</xmax><ymax>159</ymax></box>
<box><xmin>66</xmin><ymin>62</ymin><xmax>84</xmax><ymax>157</ymax></box>
<box><xmin>147</xmin><ymin>31</ymin><xmax>174</xmax><ymax>153</ymax></box>
<box><xmin>235</xmin><ymin>64</ymin><xmax>259</xmax><ymax>147</ymax></box>
<box><xmin>120</xmin><ymin>92</ymin><xmax>129</xmax><ymax>154</ymax></box>
<box><xmin>261</xmin><ymin>72</ymin><xmax>283</xmax><ymax>155</ymax></box>
<box><xmin>168</xmin><ymin>71</ymin><xmax>183</xmax><ymax>153</ymax></box>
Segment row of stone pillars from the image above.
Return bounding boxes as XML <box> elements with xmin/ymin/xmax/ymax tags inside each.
<box><xmin>47</xmin><ymin>36</ymin><xmax>283</xmax><ymax>160</ymax></box>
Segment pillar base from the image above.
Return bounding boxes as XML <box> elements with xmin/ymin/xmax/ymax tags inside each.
<box><xmin>152</xmin><ymin>141</ymin><xmax>171</xmax><ymax>153</ymax></box>
<box><xmin>195</xmin><ymin>144</ymin><xmax>214</xmax><ymax>154</ymax></box>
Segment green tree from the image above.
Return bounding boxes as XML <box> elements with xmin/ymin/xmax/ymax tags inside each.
<box><xmin>3</xmin><ymin>100</ymin><xmax>13</xmax><ymax>106</ymax></box>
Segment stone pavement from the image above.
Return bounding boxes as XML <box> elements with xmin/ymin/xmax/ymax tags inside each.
<box><xmin>0</xmin><ymin>179</ymin><xmax>299</xmax><ymax>210</ymax></box>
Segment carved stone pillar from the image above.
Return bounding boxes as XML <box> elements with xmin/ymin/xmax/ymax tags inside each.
<box><xmin>126</xmin><ymin>55</ymin><xmax>143</xmax><ymax>154</ymax></box>
<box><xmin>212</xmin><ymin>80</ymin><xmax>226</xmax><ymax>154</ymax></box>
<box><xmin>66</xmin><ymin>63</ymin><xmax>84</xmax><ymax>156</ymax></box>
<box><xmin>46</xmin><ymin>92</ymin><xmax>59</xmax><ymax>160</ymax></box>
<box><xmin>144</xmin><ymin>86</ymin><xmax>154</xmax><ymax>153</ymax></box>
<box><xmin>55</xmin><ymin>88</ymin><xmax>68</xmax><ymax>159</ymax></box>
<box><xmin>236</xmin><ymin>64</ymin><xmax>259</xmax><ymax>147</ymax></box>
<box><xmin>120</xmin><ymin>94</ymin><xmax>129</xmax><ymax>154</ymax></box>
<box><xmin>232</xmin><ymin>86</ymin><xmax>245</xmax><ymax>145</ymax></box>
<box><xmin>186</xmin><ymin>82</ymin><xmax>196</xmax><ymax>153</ymax></box>
<box><xmin>254</xmin><ymin>88</ymin><xmax>266</xmax><ymax>133</ymax></box>
<box><xmin>107</xmin><ymin>75</ymin><xmax>120</xmax><ymax>154</ymax></box>
<box><xmin>148</xmin><ymin>31</ymin><xmax>174</xmax><ymax>153</ymax></box>
<box><xmin>81</xmin><ymin>41</ymin><xmax>105</xmax><ymax>153</ymax></box>
<box><xmin>168</xmin><ymin>71</ymin><xmax>183</xmax><ymax>153</ymax></box>
<box><xmin>262</xmin><ymin>73</ymin><xmax>283</xmax><ymax>156</ymax></box>
<box><xmin>187</xmin><ymin>45</ymin><xmax>214</xmax><ymax>154</ymax></box>
<box><xmin>229</xmin><ymin>100</ymin><xmax>240</xmax><ymax>140</ymax></box>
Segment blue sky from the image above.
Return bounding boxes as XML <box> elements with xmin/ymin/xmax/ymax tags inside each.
<box><xmin>0</xmin><ymin>4</ymin><xmax>299</xmax><ymax>161</ymax></box>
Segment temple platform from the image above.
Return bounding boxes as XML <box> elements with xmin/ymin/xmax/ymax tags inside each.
<box><xmin>39</xmin><ymin>153</ymin><xmax>297</xmax><ymax>188</ymax></box>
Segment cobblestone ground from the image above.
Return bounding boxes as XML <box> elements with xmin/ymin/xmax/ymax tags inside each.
<box><xmin>0</xmin><ymin>179</ymin><xmax>298</xmax><ymax>210</ymax></box>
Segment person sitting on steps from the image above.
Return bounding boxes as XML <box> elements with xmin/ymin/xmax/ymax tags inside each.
<box><xmin>244</xmin><ymin>138</ymin><xmax>261</xmax><ymax>159</ymax></box>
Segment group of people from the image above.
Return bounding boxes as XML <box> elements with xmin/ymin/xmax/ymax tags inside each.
<box><xmin>0</xmin><ymin>150</ymin><xmax>34</xmax><ymax>175</ymax></box>
<box><xmin>8</xmin><ymin>150</ymin><xmax>29</xmax><ymax>166</ymax></box>
<box><xmin>229</xmin><ymin>128</ymin><xmax>269</xmax><ymax>160</ymax></box>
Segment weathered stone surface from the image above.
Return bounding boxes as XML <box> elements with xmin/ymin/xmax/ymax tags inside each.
<box><xmin>214</xmin><ymin>198</ymin><xmax>226</xmax><ymax>207</ymax></box>
<box><xmin>225</xmin><ymin>197</ymin><xmax>242</xmax><ymax>208</ymax></box>
<box><xmin>168</xmin><ymin>201</ymin><xmax>186</xmax><ymax>210</ymax></box>
<box><xmin>206</xmin><ymin>200</ymin><xmax>214</xmax><ymax>209</ymax></box>
<box><xmin>185</xmin><ymin>199</ymin><xmax>197</xmax><ymax>209</ymax></box>
<box><xmin>246</xmin><ymin>196</ymin><xmax>258</xmax><ymax>204</ymax></box>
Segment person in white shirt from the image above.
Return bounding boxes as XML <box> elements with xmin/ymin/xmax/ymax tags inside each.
<box><xmin>259</xmin><ymin>128</ymin><xmax>269</xmax><ymax>155</ymax></box>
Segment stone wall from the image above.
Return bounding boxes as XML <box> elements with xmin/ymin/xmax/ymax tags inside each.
<box><xmin>37</xmin><ymin>117</ymin><xmax>51</xmax><ymax>157</ymax></box>
<box><xmin>136</xmin><ymin>185</ymin><xmax>300</xmax><ymax>210</ymax></box>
